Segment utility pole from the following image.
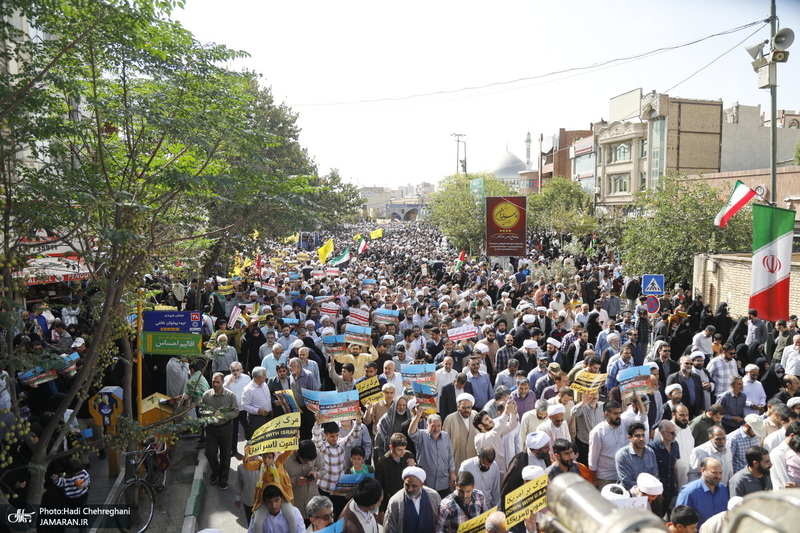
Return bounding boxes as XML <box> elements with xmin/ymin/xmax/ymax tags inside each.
<box><xmin>452</xmin><ymin>133</ymin><xmax>466</xmax><ymax>174</ymax></box>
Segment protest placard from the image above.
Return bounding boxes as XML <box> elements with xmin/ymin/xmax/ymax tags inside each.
<box><xmin>402</xmin><ymin>364</ymin><xmax>436</xmax><ymax>390</ymax></box>
<box><xmin>447</xmin><ymin>324</ymin><xmax>478</xmax><ymax>342</ymax></box>
<box><xmin>314</xmin><ymin>520</ymin><xmax>343</xmax><ymax>533</ymax></box>
<box><xmin>374</xmin><ymin>308</ymin><xmax>399</xmax><ymax>324</ymax></box>
<box><xmin>302</xmin><ymin>389</ymin><xmax>361</xmax><ymax>421</ymax></box>
<box><xmin>457</xmin><ymin>506</ymin><xmax>497</xmax><ymax>533</ymax></box>
<box><xmin>356</xmin><ymin>376</ymin><xmax>384</xmax><ymax>406</ymax></box>
<box><xmin>274</xmin><ymin>390</ymin><xmax>299</xmax><ymax>413</ymax></box>
<box><xmin>618</xmin><ymin>365</ymin><xmax>654</xmax><ymax>399</ymax></box>
<box><xmin>263</xmin><ymin>284</ymin><xmax>278</xmax><ymax>293</ymax></box>
<box><xmin>611</xmin><ymin>496</ymin><xmax>649</xmax><ymax>510</ymax></box>
<box><xmin>360</xmin><ymin>278</ymin><xmax>376</xmax><ymax>290</ymax></box>
<box><xmin>344</xmin><ymin>324</ymin><xmax>371</xmax><ymax>346</ymax></box>
<box><xmin>321</xmin><ymin>302</ymin><xmax>340</xmax><ymax>316</ymax></box>
<box><xmin>411</xmin><ymin>381</ymin><xmax>437</xmax><ymax>414</ymax></box>
<box><xmin>248</xmin><ymin>412</ymin><xmax>301</xmax><ymax>455</ymax></box>
<box><xmin>348</xmin><ymin>308</ymin><xmax>370</xmax><ymax>326</ymax></box>
<box><xmin>504</xmin><ymin>474</ymin><xmax>548</xmax><ymax>527</ymax></box>
<box><xmin>322</xmin><ymin>335</ymin><xmax>348</xmax><ymax>357</ymax></box>
<box><xmin>331</xmin><ymin>473</ymin><xmax>375</xmax><ymax>498</ymax></box>
<box><xmin>570</xmin><ymin>371</ymin><xmax>608</xmax><ymax>394</ymax></box>
<box><xmin>326</xmin><ymin>267</ymin><xmax>340</xmax><ymax>277</ymax></box>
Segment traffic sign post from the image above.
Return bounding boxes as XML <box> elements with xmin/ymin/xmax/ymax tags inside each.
<box><xmin>642</xmin><ymin>274</ymin><xmax>665</xmax><ymax>295</ymax></box>
<box><xmin>90</xmin><ymin>386</ymin><xmax>124</xmax><ymax>476</ymax></box>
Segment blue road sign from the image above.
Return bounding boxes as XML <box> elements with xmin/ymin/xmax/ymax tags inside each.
<box><xmin>642</xmin><ymin>274</ymin><xmax>665</xmax><ymax>295</ymax></box>
<box><xmin>143</xmin><ymin>310</ymin><xmax>202</xmax><ymax>333</ymax></box>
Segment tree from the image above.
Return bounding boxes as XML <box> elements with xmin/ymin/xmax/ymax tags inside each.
<box><xmin>795</xmin><ymin>137</ymin><xmax>800</xmax><ymax>165</ymax></box>
<box><xmin>0</xmin><ymin>0</ymin><xmax>277</xmax><ymax>508</ymax></box>
<box><xmin>527</xmin><ymin>176</ymin><xmax>597</xmax><ymax>236</ymax></box>
<box><xmin>618</xmin><ymin>173</ymin><xmax>752</xmax><ymax>285</ymax></box>
<box><xmin>427</xmin><ymin>172</ymin><xmax>516</xmax><ymax>254</ymax></box>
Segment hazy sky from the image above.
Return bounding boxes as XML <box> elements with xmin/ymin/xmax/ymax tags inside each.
<box><xmin>175</xmin><ymin>0</ymin><xmax>800</xmax><ymax>188</ymax></box>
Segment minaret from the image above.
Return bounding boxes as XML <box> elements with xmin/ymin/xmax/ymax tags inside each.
<box><xmin>525</xmin><ymin>131</ymin><xmax>532</xmax><ymax>170</ymax></box>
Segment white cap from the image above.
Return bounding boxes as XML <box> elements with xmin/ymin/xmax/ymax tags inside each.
<box><xmin>636</xmin><ymin>473</ymin><xmax>663</xmax><ymax>495</ymax></box>
<box><xmin>475</xmin><ymin>343</ymin><xmax>489</xmax><ymax>354</ymax></box>
<box><xmin>536</xmin><ymin>306</ymin><xmax>547</xmax><ymax>312</ymax></box>
<box><xmin>788</xmin><ymin>397</ymin><xmax>800</xmax><ymax>408</ymax></box>
<box><xmin>292</xmin><ymin>339</ymin><xmax>304</xmax><ymax>349</ymax></box>
<box><xmin>320</xmin><ymin>327</ymin><xmax>336</xmax><ymax>336</ymax></box>
<box><xmin>71</xmin><ymin>337</ymin><xmax>85</xmax><ymax>348</ymax></box>
<box><xmin>547</xmin><ymin>404</ymin><xmax>565</xmax><ymax>416</ymax></box>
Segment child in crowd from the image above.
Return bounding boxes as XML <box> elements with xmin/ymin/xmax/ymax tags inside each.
<box><xmin>348</xmin><ymin>446</ymin><xmax>374</xmax><ymax>475</ymax></box>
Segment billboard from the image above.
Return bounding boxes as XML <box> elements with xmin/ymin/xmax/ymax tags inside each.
<box><xmin>485</xmin><ymin>196</ymin><xmax>527</xmax><ymax>256</ymax></box>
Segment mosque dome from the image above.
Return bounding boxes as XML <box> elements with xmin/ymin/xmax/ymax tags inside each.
<box><xmin>493</xmin><ymin>151</ymin><xmax>526</xmax><ymax>180</ymax></box>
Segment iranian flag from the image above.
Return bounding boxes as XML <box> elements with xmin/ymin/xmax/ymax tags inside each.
<box><xmin>714</xmin><ymin>180</ymin><xmax>757</xmax><ymax>228</ymax></box>
<box><xmin>330</xmin><ymin>246</ymin><xmax>351</xmax><ymax>267</ymax></box>
<box><xmin>357</xmin><ymin>238</ymin><xmax>368</xmax><ymax>254</ymax></box>
<box><xmin>453</xmin><ymin>249</ymin><xmax>466</xmax><ymax>273</ymax></box>
<box><xmin>750</xmin><ymin>204</ymin><xmax>794</xmax><ymax>322</ymax></box>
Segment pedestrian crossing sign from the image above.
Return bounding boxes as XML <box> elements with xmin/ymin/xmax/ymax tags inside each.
<box><xmin>642</xmin><ymin>274</ymin><xmax>665</xmax><ymax>295</ymax></box>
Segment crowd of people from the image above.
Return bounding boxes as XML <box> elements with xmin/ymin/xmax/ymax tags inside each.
<box><xmin>4</xmin><ymin>221</ymin><xmax>800</xmax><ymax>533</ymax></box>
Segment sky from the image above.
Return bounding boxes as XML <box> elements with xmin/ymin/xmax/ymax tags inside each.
<box><xmin>174</xmin><ymin>0</ymin><xmax>800</xmax><ymax>189</ymax></box>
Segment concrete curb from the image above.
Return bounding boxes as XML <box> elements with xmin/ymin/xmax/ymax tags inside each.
<box><xmin>182</xmin><ymin>448</ymin><xmax>209</xmax><ymax>533</ymax></box>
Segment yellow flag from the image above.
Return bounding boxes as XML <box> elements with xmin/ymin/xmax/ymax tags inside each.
<box><xmin>317</xmin><ymin>238</ymin><xmax>334</xmax><ymax>263</ymax></box>
<box><xmin>281</xmin><ymin>232</ymin><xmax>299</xmax><ymax>245</ymax></box>
<box><xmin>370</xmin><ymin>228</ymin><xmax>383</xmax><ymax>239</ymax></box>
<box><xmin>353</xmin><ymin>233</ymin><xmax>361</xmax><ymax>241</ymax></box>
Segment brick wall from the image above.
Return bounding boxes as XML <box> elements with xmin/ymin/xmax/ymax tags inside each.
<box><xmin>694</xmin><ymin>252</ymin><xmax>800</xmax><ymax>319</ymax></box>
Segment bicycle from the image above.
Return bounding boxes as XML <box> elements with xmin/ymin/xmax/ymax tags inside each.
<box><xmin>115</xmin><ymin>439</ymin><xmax>168</xmax><ymax>533</ymax></box>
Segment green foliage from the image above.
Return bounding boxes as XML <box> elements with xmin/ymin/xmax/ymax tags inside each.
<box><xmin>795</xmin><ymin>137</ymin><xmax>800</xmax><ymax>165</ymax></box>
<box><xmin>527</xmin><ymin>176</ymin><xmax>597</xmax><ymax>236</ymax></box>
<box><xmin>427</xmin><ymin>172</ymin><xmax>516</xmax><ymax>254</ymax></box>
<box><xmin>618</xmin><ymin>173</ymin><xmax>752</xmax><ymax>284</ymax></box>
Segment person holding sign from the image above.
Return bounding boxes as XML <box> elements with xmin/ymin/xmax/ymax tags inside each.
<box><xmin>311</xmin><ymin>410</ymin><xmax>364</xmax><ymax>518</ymax></box>
<box><xmin>435</xmin><ymin>471</ymin><xmax>489</xmax><ymax>533</ymax></box>
<box><xmin>408</xmin><ymin>404</ymin><xmax>456</xmax><ymax>498</ymax></box>
<box><xmin>474</xmin><ymin>399</ymin><xmax>519</xmax><ymax>472</ymax></box>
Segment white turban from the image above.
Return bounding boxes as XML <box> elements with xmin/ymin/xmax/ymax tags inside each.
<box><xmin>665</xmin><ymin>384</ymin><xmax>682</xmax><ymax>396</ymax></box>
<box><xmin>522</xmin><ymin>465</ymin><xmax>545</xmax><ymax>481</ymax></box>
<box><xmin>402</xmin><ymin>466</ymin><xmax>426</xmax><ymax>483</ymax></box>
<box><xmin>547</xmin><ymin>404</ymin><xmax>565</xmax><ymax>416</ymax></box>
<box><xmin>525</xmin><ymin>431</ymin><xmax>549</xmax><ymax>450</ymax></box>
<box><xmin>545</xmin><ymin>338</ymin><xmax>561</xmax><ymax>348</ymax></box>
<box><xmin>456</xmin><ymin>393</ymin><xmax>475</xmax><ymax>406</ymax></box>
<box><xmin>523</xmin><ymin>339</ymin><xmax>537</xmax><ymax>350</ymax></box>
<box><xmin>636</xmin><ymin>473</ymin><xmax>663</xmax><ymax>495</ymax></box>
<box><xmin>522</xmin><ymin>314</ymin><xmax>535</xmax><ymax>324</ymax></box>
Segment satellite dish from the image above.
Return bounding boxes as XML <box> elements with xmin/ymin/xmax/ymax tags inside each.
<box><xmin>772</xmin><ymin>28</ymin><xmax>795</xmax><ymax>51</ymax></box>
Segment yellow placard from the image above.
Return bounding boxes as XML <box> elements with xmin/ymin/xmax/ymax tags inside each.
<box><xmin>370</xmin><ymin>228</ymin><xmax>383</xmax><ymax>239</ymax></box>
<box><xmin>248</xmin><ymin>412</ymin><xmax>301</xmax><ymax>455</ymax></box>
<box><xmin>504</xmin><ymin>474</ymin><xmax>547</xmax><ymax>527</ymax></box>
<box><xmin>297</xmin><ymin>252</ymin><xmax>309</xmax><ymax>262</ymax></box>
<box><xmin>457</xmin><ymin>506</ymin><xmax>497</xmax><ymax>533</ymax></box>
<box><xmin>154</xmin><ymin>305</ymin><xmax>178</xmax><ymax>311</ymax></box>
<box><xmin>570</xmin><ymin>371</ymin><xmax>608</xmax><ymax>394</ymax></box>
<box><xmin>355</xmin><ymin>376</ymin><xmax>383</xmax><ymax>406</ymax></box>
<box><xmin>218</xmin><ymin>284</ymin><xmax>234</xmax><ymax>296</ymax></box>
<box><xmin>353</xmin><ymin>234</ymin><xmax>361</xmax><ymax>241</ymax></box>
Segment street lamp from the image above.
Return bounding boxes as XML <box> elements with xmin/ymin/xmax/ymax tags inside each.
<box><xmin>745</xmin><ymin>0</ymin><xmax>794</xmax><ymax>204</ymax></box>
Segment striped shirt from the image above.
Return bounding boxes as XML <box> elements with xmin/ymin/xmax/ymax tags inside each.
<box><xmin>55</xmin><ymin>470</ymin><xmax>90</xmax><ymax>498</ymax></box>
<box><xmin>312</xmin><ymin>421</ymin><xmax>363</xmax><ymax>492</ymax></box>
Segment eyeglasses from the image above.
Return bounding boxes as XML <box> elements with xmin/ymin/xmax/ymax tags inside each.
<box><xmin>232</xmin><ymin>369</ymin><xmax>242</xmax><ymax>373</ymax></box>
<box><xmin>662</xmin><ymin>430</ymin><xmax>677</xmax><ymax>436</ymax></box>
<box><xmin>314</xmin><ymin>513</ymin><xmax>334</xmax><ymax>521</ymax></box>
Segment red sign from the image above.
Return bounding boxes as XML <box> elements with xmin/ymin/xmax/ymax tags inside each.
<box><xmin>485</xmin><ymin>196</ymin><xmax>527</xmax><ymax>256</ymax></box>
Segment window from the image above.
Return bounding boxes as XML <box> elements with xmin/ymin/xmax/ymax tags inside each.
<box><xmin>640</xmin><ymin>172</ymin><xmax>647</xmax><ymax>191</ymax></box>
<box><xmin>640</xmin><ymin>139</ymin><xmax>648</xmax><ymax>158</ymax></box>
<box><xmin>615</xmin><ymin>144</ymin><xmax>630</xmax><ymax>162</ymax></box>
<box><xmin>649</xmin><ymin>111</ymin><xmax>666</xmax><ymax>183</ymax></box>
<box><xmin>789</xmin><ymin>119</ymin><xmax>799</xmax><ymax>129</ymax></box>
<box><xmin>610</xmin><ymin>174</ymin><xmax>629</xmax><ymax>194</ymax></box>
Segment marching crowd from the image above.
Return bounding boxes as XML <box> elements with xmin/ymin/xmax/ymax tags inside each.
<box><xmin>5</xmin><ymin>221</ymin><xmax>800</xmax><ymax>533</ymax></box>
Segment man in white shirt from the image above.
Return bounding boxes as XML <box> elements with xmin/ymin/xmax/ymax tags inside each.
<box><xmin>781</xmin><ymin>334</ymin><xmax>800</xmax><ymax>377</ymax></box>
<box><xmin>743</xmin><ymin>364</ymin><xmax>767</xmax><ymax>416</ymax></box>
<box><xmin>691</xmin><ymin>326</ymin><xmax>715</xmax><ymax>358</ymax></box>
<box><xmin>434</xmin><ymin>356</ymin><xmax>457</xmax><ymax>409</ymax></box>
<box><xmin>380</xmin><ymin>361</ymin><xmax>404</xmax><ymax>393</ymax></box>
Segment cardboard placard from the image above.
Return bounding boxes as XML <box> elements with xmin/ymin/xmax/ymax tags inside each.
<box><xmin>504</xmin><ymin>474</ymin><xmax>548</xmax><ymax>527</ymax></box>
<box><xmin>570</xmin><ymin>371</ymin><xmax>608</xmax><ymax>394</ymax></box>
<box><xmin>248</xmin><ymin>412</ymin><xmax>301</xmax><ymax>455</ymax></box>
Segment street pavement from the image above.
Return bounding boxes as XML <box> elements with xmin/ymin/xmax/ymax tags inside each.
<box><xmin>198</xmin><ymin>435</ymin><xmax>249</xmax><ymax>532</ymax></box>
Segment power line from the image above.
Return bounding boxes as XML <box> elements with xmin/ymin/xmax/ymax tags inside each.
<box><xmin>294</xmin><ymin>19</ymin><xmax>768</xmax><ymax>108</ymax></box>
